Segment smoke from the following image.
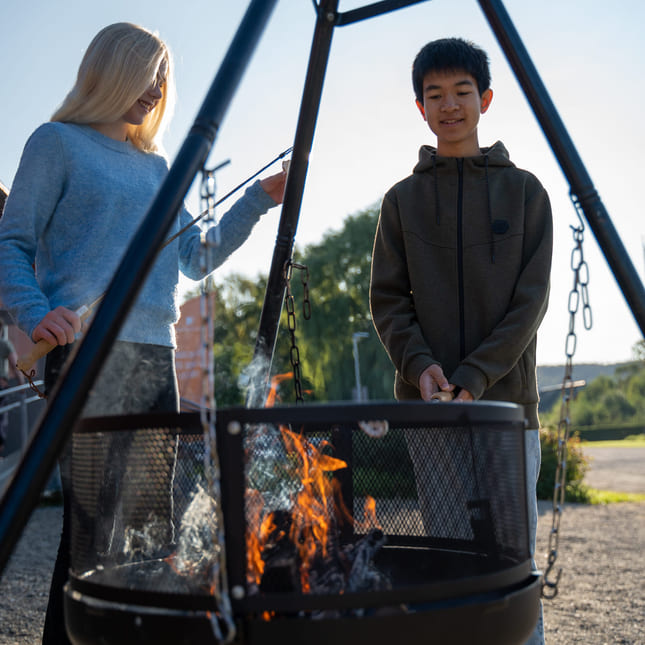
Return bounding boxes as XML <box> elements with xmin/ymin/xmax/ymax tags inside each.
<box><xmin>239</xmin><ymin>352</ymin><xmax>272</xmax><ymax>409</ymax></box>
<box><xmin>172</xmin><ymin>483</ymin><xmax>221</xmax><ymax>582</ymax></box>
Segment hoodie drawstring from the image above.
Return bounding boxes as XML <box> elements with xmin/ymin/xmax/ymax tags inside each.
<box><xmin>432</xmin><ymin>154</ymin><xmax>441</xmax><ymax>225</ymax></box>
<box><xmin>484</xmin><ymin>154</ymin><xmax>495</xmax><ymax>263</ymax></box>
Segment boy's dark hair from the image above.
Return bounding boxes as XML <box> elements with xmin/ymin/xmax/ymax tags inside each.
<box><xmin>412</xmin><ymin>37</ymin><xmax>491</xmax><ymax>103</ymax></box>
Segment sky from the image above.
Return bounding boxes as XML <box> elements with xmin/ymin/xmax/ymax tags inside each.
<box><xmin>1</xmin><ymin>0</ymin><xmax>644</xmax><ymax>368</ymax></box>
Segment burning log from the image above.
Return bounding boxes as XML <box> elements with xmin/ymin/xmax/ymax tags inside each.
<box><xmin>259</xmin><ymin>509</ymin><xmax>300</xmax><ymax>594</ymax></box>
<box><xmin>244</xmin><ymin>413</ymin><xmax>391</xmax><ymax>611</ymax></box>
<box><xmin>346</xmin><ymin>528</ymin><xmax>388</xmax><ymax>593</ymax></box>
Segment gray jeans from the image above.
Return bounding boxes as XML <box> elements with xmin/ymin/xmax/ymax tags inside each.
<box><xmin>524</xmin><ymin>428</ymin><xmax>545</xmax><ymax>645</ymax></box>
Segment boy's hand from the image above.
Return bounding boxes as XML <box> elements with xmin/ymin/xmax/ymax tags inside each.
<box><xmin>419</xmin><ymin>364</ymin><xmax>454</xmax><ymax>401</ymax></box>
<box><xmin>32</xmin><ymin>306</ymin><xmax>81</xmax><ymax>346</ymax></box>
<box><xmin>454</xmin><ymin>388</ymin><xmax>474</xmax><ymax>402</ymax></box>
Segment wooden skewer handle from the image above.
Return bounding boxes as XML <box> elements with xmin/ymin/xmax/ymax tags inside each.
<box><xmin>15</xmin><ymin>299</ymin><xmax>99</xmax><ymax>375</ymax></box>
<box><xmin>16</xmin><ymin>338</ymin><xmax>57</xmax><ymax>374</ymax></box>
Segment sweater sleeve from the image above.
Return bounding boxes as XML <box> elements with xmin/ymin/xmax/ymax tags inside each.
<box><xmin>177</xmin><ymin>180</ymin><xmax>276</xmax><ymax>280</ymax></box>
<box><xmin>0</xmin><ymin>124</ymin><xmax>66</xmax><ymax>339</ymax></box>
<box><xmin>369</xmin><ymin>191</ymin><xmax>439</xmax><ymax>388</ymax></box>
<box><xmin>451</xmin><ymin>178</ymin><xmax>553</xmax><ymax>398</ymax></box>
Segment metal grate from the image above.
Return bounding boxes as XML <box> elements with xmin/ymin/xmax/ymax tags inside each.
<box><xmin>216</xmin><ymin>401</ymin><xmax>531</xmax><ymax>610</ymax></box>
<box><xmin>70</xmin><ymin>413</ymin><xmax>211</xmax><ymax>594</ymax></box>
<box><xmin>69</xmin><ymin>403</ymin><xmax>530</xmax><ymax>602</ymax></box>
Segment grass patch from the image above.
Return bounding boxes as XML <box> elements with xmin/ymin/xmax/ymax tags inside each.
<box><xmin>585</xmin><ymin>488</ymin><xmax>645</xmax><ymax>504</ymax></box>
<box><xmin>581</xmin><ymin>434</ymin><xmax>645</xmax><ymax>448</ymax></box>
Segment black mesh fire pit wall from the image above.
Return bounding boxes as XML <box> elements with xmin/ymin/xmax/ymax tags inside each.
<box><xmin>64</xmin><ymin>402</ymin><xmax>541</xmax><ymax>645</ymax></box>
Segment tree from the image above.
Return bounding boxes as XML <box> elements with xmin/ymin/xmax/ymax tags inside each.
<box><xmin>197</xmin><ymin>203</ymin><xmax>396</xmax><ymax>405</ymax></box>
<box><xmin>288</xmin><ymin>204</ymin><xmax>395</xmax><ymax>402</ymax></box>
<box><xmin>541</xmin><ymin>339</ymin><xmax>645</xmax><ymax>428</ymax></box>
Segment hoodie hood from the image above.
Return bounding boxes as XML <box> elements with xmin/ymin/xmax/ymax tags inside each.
<box><xmin>412</xmin><ymin>140</ymin><xmax>515</xmax><ymax>174</ymax></box>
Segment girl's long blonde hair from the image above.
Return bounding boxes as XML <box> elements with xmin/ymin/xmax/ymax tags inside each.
<box><xmin>51</xmin><ymin>22</ymin><xmax>175</xmax><ymax>153</ymax></box>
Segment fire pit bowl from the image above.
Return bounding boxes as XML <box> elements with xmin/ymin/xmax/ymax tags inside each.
<box><xmin>65</xmin><ymin>401</ymin><xmax>540</xmax><ymax>645</ymax></box>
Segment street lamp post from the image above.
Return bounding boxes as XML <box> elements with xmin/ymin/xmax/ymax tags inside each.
<box><xmin>352</xmin><ymin>332</ymin><xmax>369</xmax><ymax>402</ymax></box>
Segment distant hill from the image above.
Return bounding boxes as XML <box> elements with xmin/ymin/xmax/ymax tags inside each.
<box><xmin>537</xmin><ymin>362</ymin><xmax>633</xmax><ymax>413</ymax></box>
<box><xmin>537</xmin><ymin>363</ymin><xmax>629</xmax><ymax>390</ymax></box>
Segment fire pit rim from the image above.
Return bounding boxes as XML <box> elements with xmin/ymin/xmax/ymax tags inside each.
<box><xmin>73</xmin><ymin>401</ymin><xmax>526</xmax><ymax>436</ymax></box>
<box><xmin>216</xmin><ymin>399</ymin><xmax>526</xmax><ymax>429</ymax></box>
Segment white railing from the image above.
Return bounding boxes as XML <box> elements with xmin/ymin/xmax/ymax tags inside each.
<box><xmin>1</xmin><ymin>381</ymin><xmax>48</xmax><ymax>495</ymax></box>
<box><xmin>1</xmin><ymin>381</ymin><xmax>44</xmax><ymax>449</ymax></box>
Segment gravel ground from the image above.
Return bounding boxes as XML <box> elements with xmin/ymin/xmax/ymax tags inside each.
<box><xmin>0</xmin><ymin>456</ymin><xmax>643</xmax><ymax>644</ymax></box>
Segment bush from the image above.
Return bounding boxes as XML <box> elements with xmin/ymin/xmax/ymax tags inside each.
<box><xmin>537</xmin><ymin>427</ymin><xmax>591</xmax><ymax>503</ymax></box>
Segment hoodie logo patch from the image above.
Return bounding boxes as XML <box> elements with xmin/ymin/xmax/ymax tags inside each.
<box><xmin>491</xmin><ymin>219</ymin><xmax>510</xmax><ymax>235</ymax></box>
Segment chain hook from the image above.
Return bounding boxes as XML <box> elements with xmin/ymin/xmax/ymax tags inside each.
<box><xmin>542</xmin><ymin>556</ymin><xmax>562</xmax><ymax>599</ymax></box>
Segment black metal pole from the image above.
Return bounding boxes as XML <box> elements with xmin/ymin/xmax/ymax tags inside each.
<box><xmin>478</xmin><ymin>0</ymin><xmax>645</xmax><ymax>336</ymax></box>
<box><xmin>0</xmin><ymin>0</ymin><xmax>278</xmax><ymax>576</ymax></box>
<box><xmin>335</xmin><ymin>0</ymin><xmax>429</xmax><ymax>26</ymax></box>
<box><xmin>247</xmin><ymin>0</ymin><xmax>339</xmax><ymax>407</ymax></box>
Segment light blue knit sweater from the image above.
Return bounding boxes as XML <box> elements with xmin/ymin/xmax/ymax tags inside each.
<box><xmin>0</xmin><ymin>122</ymin><xmax>276</xmax><ymax>347</ymax></box>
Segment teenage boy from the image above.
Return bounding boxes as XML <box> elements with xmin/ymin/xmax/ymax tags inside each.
<box><xmin>369</xmin><ymin>38</ymin><xmax>552</xmax><ymax>645</ymax></box>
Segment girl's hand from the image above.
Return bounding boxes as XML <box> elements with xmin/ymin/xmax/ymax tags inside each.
<box><xmin>260</xmin><ymin>168</ymin><xmax>287</xmax><ymax>204</ymax></box>
<box><xmin>32</xmin><ymin>306</ymin><xmax>81</xmax><ymax>346</ymax></box>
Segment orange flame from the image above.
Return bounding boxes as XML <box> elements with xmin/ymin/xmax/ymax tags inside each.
<box><xmin>263</xmin><ymin>371</ymin><xmax>294</xmax><ymax>407</ymax></box>
<box><xmin>246</xmin><ymin>372</ymin><xmax>380</xmax><ymax>595</ymax></box>
<box><xmin>245</xmin><ymin>423</ymin><xmax>349</xmax><ymax>592</ymax></box>
<box><xmin>282</xmin><ymin>426</ymin><xmax>347</xmax><ymax>591</ymax></box>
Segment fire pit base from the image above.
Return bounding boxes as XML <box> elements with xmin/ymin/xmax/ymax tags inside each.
<box><xmin>65</xmin><ymin>573</ymin><xmax>541</xmax><ymax>645</ymax></box>
<box><xmin>244</xmin><ymin>573</ymin><xmax>541</xmax><ymax>645</ymax></box>
<box><xmin>64</xmin><ymin>587</ymin><xmax>222</xmax><ymax>645</ymax></box>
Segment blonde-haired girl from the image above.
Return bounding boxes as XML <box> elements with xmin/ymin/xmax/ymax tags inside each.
<box><xmin>0</xmin><ymin>23</ymin><xmax>285</xmax><ymax>644</ymax></box>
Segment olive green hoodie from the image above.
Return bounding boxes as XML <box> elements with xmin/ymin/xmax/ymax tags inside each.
<box><xmin>370</xmin><ymin>141</ymin><xmax>552</xmax><ymax>426</ymax></box>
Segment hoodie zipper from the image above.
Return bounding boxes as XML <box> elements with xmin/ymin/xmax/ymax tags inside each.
<box><xmin>457</xmin><ymin>159</ymin><xmax>465</xmax><ymax>361</ymax></box>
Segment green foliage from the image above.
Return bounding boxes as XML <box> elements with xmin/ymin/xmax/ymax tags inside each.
<box><xmin>632</xmin><ymin>339</ymin><xmax>645</xmax><ymax>361</ymax></box>
<box><xmin>585</xmin><ymin>489</ymin><xmax>645</xmax><ymax>504</ymax></box>
<box><xmin>537</xmin><ymin>428</ymin><xmax>591</xmax><ymax>502</ymax></box>
<box><xmin>541</xmin><ymin>341</ymin><xmax>645</xmax><ymax>429</ymax></box>
<box><xmin>287</xmin><ymin>204</ymin><xmax>395</xmax><ymax>402</ymax></box>
<box><xmin>352</xmin><ymin>430</ymin><xmax>417</xmax><ymax>499</ymax></box>
<box><xmin>210</xmin><ymin>275</ymin><xmax>265</xmax><ymax>406</ymax></box>
<box><xmin>203</xmin><ymin>203</ymin><xmax>396</xmax><ymax>405</ymax></box>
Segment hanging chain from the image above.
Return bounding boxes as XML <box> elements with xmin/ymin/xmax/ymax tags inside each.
<box><xmin>197</xmin><ymin>165</ymin><xmax>235</xmax><ymax>642</ymax></box>
<box><xmin>542</xmin><ymin>193</ymin><xmax>592</xmax><ymax>600</ymax></box>
<box><xmin>199</xmin><ymin>166</ymin><xmax>218</xmax><ymax>416</ymax></box>
<box><xmin>283</xmin><ymin>260</ymin><xmax>311</xmax><ymax>403</ymax></box>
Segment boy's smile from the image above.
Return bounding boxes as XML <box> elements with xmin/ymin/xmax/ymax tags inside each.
<box><xmin>416</xmin><ymin>70</ymin><xmax>492</xmax><ymax>157</ymax></box>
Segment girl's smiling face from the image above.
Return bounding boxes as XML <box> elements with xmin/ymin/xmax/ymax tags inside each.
<box><xmin>91</xmin><ymin>59</ymin><xmax>167</xmax><ymax>141</ymax></box>
<box><xmin>122</xmin><ymin>61</ymin><xmax>167</xmax><ymax>127</ymax></box>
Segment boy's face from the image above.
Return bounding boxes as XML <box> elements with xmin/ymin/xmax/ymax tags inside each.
<box><xmin>416</xmin><ymin>69</ymin><xmax>492</xmax><ymax>157</ymax></box>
